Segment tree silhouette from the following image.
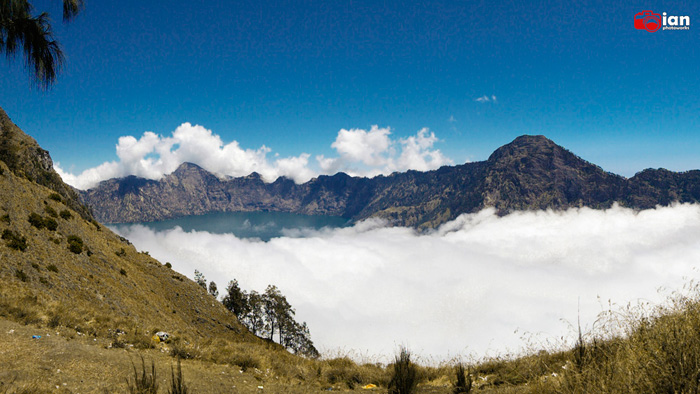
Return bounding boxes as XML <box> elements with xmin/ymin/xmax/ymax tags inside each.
<box><xmin>223</xmin><ymin>279</ymin><xmax>249</xmax><ymax>319</ymax></box>
<box><xmin>208</xmin><ymin>281</ymin><xmax>219</xmax><ymax>299</ymax></box>
<box><xmin>1</xmin><ymin>0</ymin><xmax>83</xmax><ymax>88</ymax></box>
<box><xmin>193</xmin><ymin>269</ymin><xmax>206</xmax><ymax>289</ymax></box>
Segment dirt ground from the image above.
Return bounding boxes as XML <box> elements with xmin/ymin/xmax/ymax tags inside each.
<box><xmin>0</xmin><ymin>318</ymin><xmax>454</xmax><ymax>394</ymax></box>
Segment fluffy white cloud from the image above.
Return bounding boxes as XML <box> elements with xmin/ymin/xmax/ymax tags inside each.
<box><xmin>56</xmin><ymin>123</ymin><xmax>453</xmax><ymax>190</ymax></box>
<box><xmin>112</xmin><ymin>204</ymin><xmax>700</xmax><ymax>362</ymax></box>
<box><xmin>317</xmin><ymin>126</ymin><xmax>452</xmax><ymax>177</ymax></box>
<box><xmin>56</xmin><ymin>123</ymin><xmax>292</xmax><ymax>189</ymax></box>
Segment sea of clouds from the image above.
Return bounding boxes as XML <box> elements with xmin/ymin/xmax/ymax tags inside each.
<box><xmin>55</xmin><ymin>124</ymin><xmax>452</xmax><ymax>190</ymax></box>
<box><xmin>113</xmin><ymin>203</ymin><xmax>700</xmax><ymax>362</ymax></box>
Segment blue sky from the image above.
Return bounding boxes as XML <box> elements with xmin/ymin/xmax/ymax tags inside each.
<box><xmin>1</xmin><ymin>0</ymin><xmax>699</xmax><ymax>185</ymax></box>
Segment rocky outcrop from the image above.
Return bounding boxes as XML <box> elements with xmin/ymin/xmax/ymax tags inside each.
<box><xmin>0</xmin><ymin>107</ymin><xmax>92</xmax><ymax>220</ymax></box>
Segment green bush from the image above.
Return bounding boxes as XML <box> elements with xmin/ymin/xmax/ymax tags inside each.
<box><xmin>165</xmin><ymin>262</ymin><xmax>172</xmax><ymax>269</ymax></box>
<box><xmin>28</xmin><ymin>212</ymin><xmax>45</xmax><ymax>229</ymax></box>
<box><xmin>48</xmin><ymin>193</ymin><xmax>62</xmax><ymax>202</ymax></box>
<box><xmin>28</xmin><ymin>213</ymin><xmax>57</xmax><ymax>231</ymax></box>
<box><xmin>1</xmin><ymin>213</ymin><xmax>10</xmax><ymax>224</ymax></box>
<box><xmin>116</xmin><ymin>248</ymin><xmax>127</xmax><ymax>257</ymax></box>
<box><xmin>45</xmin><ymin>206</ymin><xmax>58</xmax><ymax>217</ymax></box>
<box><xmin>59</xmin><ymin>210</ymin><xmax>72</xmax><ymax>220</ymax></box>
<box><xmin>2</xmin><ymin>229</ymin><xmax>27</xmax><ymax>251</ymax></box>
<box><xmin>47</xmin><ymin>264</ymin><xmax>58</xmax><ymax>273</ymax></box>
<box><xmin>67</xmin><ymin>235</ymin><xmax>84</xmax><ymax>254</ymax></box>
<box><xmin>120</xmin><ymin>268</ymin><xmax>127</xmax><ymax>276</ymax></box>
<box><xmin>44</xmin><ymin>217</ymin><xmax>58</xmax><ymax>231</ymax></box>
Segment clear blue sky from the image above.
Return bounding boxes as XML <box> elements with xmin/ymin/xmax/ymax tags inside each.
<box><xmin>1</xmin><ymin>0</ymin><xmax>699</xmax><ymax>177</ymax></box>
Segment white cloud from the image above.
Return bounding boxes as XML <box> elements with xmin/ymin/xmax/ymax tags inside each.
<box><xmin>56</xmin><ymin>123</ymin><xmax>453</xmax><ymax>190</ymax></box>
<box><xmin>448</xmin><ymin>115</ymin><xmax>457</xmax><ymax>123</ymax></box>
<box><xmin>332</xmin><ymin>126</ymin><xmax>392</xmax><ymax>167</ymax></box>
<box><xmin>317</xmin><ymin>126</ymin><xmax>452</xmax><ymax>178</ymax></box>
<box><xmin>112</xmin><ymin>203</ymin><xmax>700</xmax><ymax>362</ymax></box>
<box><xmin>475</xmin><ymin>95</ymin><xmax>497</xmax><ymax>103</ymax></box>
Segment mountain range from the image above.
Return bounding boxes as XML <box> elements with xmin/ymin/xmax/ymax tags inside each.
<box><xmin>80</xmin><ymin>135</ymin><xmax>700</xmax><ymax>228</ymax></box>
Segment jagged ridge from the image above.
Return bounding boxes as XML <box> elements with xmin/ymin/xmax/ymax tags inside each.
<box><xmin>81</xmin><ymin>134</ymin><xmax>700</xmax><ymax>228</ymax></box>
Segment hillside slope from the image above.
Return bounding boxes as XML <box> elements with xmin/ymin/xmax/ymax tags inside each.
<box><xmin>0</xmin><ymin>107</ymin><xmax>259</xmax><ymax>353</ymax></box>
<box><xmin>81</xmin><ymin>135</ymin><xmax>700</xmax><ymax>228</ymax></box>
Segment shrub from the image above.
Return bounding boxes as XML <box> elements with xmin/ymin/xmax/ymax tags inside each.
<box><xmin>2</xmin><ymin>229</ymin><xmax>27</xmax><ymax>251</ymax></box>
<box><xmin>388</xmin><ymin>347</ymin><xmax>418</xmax><ymax>394</ymax></box>
<box><xmin>44</xmin><ymin>217</ymin><xmax>58</xmax><ymax>231</ymax></box>
<box><xmin>15</xmin><ymin>269</ymin><xmax>28</xmax><ymax>282</ymax></box>
<box><xmin>45</xmin><ymin>206</ymin><xmax>58</xmax><ymax>217</ymax></box>
<box><xmin>453</xmin><ymin>363</ymin><xmax>472</xmax><ymax>393</ymax></box>
<box><xmin>31</xmin><ymin>262</ymin><xmax>40</xmax><ymax>271</ymax></box>
<box><xmin>59</xmin><ymin>210</ymin><xmax>72</xmax><ymax>220</ymax></box>
<box><xmin>120</xmin><ymin>268</ymin><xmax>127</xmax><ymax>276</ymax></box>
<box><xmin>48</xmin><ymin>193</ymin><xmax>62</xmax><ymax>202</ymax></box>
<box><xmin>47</xmin><ymin>264</ymin><xmax>58</xmax><ymax>273</ymax></box>
<box><xmin>67</xmin><ymin>235</ymin><xmax>84</xmax><ymax>254</ymax></box>
<box><xmin>324</xmin><ymin>358</ymin><xmax>363</xmax><ymax>389</ymax></box>
<box><xmin>169</xmin><ymin>358</ymin><xmax>190</xmax><ymax>394</ymax></box>
<box><xmin>28</xmin><ymin>212</ymin><xmax>45</xmax><ymax>229</ymax></box>
<box><xmin>47</xmin><ymin>314</ymin><xmax>61</xmax><ymax>328</ymax></box>
<box><xmin>116</xmin><ymin>248</ymin><xmax>127</xmax><ymax>257</ymax></box>
<box><xmin>127</xmin><ymin>357</ymin><xmax>159</xmax><ymax>394</ymax></box>
<box><xmin>165</xmin><ymin>262</ymin><xmax>172</xmax><ymax>269</ymax></box>
<box><xmin>1</xmin><ymin>213</ymin><xmax>10</xmax><ymax>224</ymax></box>
<box><xmin>170</xmin><ymin>343</ymin><xmax>198</xmax><ymax>360</ymax></box>
<box><xmin>231</xmin><ymin>353</ymin><xmax>261</xmax><ymax>372</ymax></box>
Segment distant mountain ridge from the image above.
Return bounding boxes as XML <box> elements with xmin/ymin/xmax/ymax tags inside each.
<box><xmin>80</xmin><ymin>135</ymin><xmax>700</xmax><ymax>228</ymax></box>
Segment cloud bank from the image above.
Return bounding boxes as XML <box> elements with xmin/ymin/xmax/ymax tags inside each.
<box><xmin>55</xmin><ymin>124</ymin><xmax>451</xmax><ymax>190</ymax></box>
<box><xmin>112</xmin><ymin>204</ymin><xmax>700</xmax><ymax>361</ymax></box>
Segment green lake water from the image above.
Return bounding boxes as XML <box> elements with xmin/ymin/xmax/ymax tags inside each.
<box><xmin>116</xmin><ymin>211</ymin><xmax>350</xmax><ymax>241</ymax></box>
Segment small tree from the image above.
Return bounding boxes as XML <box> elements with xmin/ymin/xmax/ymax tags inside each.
<box><xmin>208</xmin><ymin>281</ymin><xmax>219</xmax><ymax>299</ymax></box>
<box><xmin>245</xmin><ymin>290</ymin><xmax>265</xmax><ymax>336</ymax></box>
<box><xmin>263</xmin><ymin>285</ymin><xmax>294</xmax><ymax>342</ymax></box>
<box><xmin>223</xmin><ymin>279</ymin><xmax>249</xmax><ymax>319</ymax></box>
<box><xmin>193</xmin><ymin>270</ymin><xmax>206</xmax><ymax>289</ymax></box>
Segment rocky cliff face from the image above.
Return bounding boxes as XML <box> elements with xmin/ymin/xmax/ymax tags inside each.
<box><xmin>0</xmin><ymin>108</ymin><xmax>92</xmax><ymax>220</ymax></box>
<box><xmin>81</xmin><ymin>135</ymin><xmax>700</xmax><ymax>228</ymax></box>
